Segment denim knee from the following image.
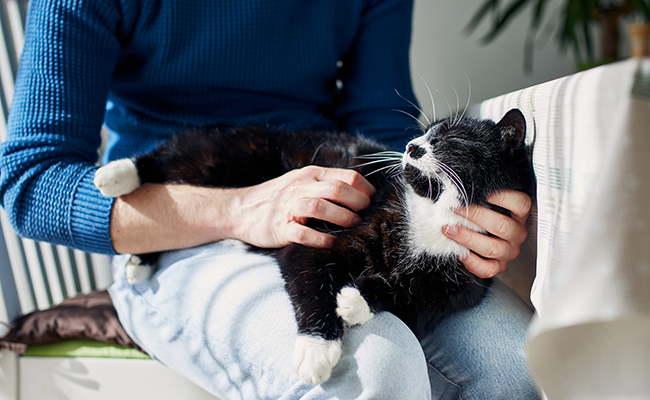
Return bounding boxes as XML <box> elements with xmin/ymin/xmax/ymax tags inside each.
<box><xmin>329</xmin><ymin>312</ymin><xmax>431</xmax><ymax>399</ymax></box>
<box><xmin>421</xmin><ymin>279</ymin><xmax>540</xmax><ymax>399</ymax></box>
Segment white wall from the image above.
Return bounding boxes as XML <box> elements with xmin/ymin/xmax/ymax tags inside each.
<box><xmin>410</xmin><ymin>0</ymin><xmax>576</xmax><ymax>115</ymax></box>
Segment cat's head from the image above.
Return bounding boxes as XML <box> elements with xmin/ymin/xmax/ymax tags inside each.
<box><xmin>401</xmin><ymin>109</ymin><xmax>531</xmax><ymax>207</ymax></box>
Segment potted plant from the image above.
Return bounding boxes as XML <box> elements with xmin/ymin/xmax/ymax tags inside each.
<box><xmin>466</xmin><ymin>0</ymin><xmax>650</xmax><ymax>71</ymax></box>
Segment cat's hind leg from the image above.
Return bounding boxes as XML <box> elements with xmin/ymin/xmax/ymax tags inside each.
<box><xmin>94</xmin><ymin>158</ymin><xmax>140</xmax><ymax>197</ymax></box>
<box><xmin>293</xmin><ymin>335</ymin><xmax>342</xmax><ymax>385</ymax></box>
<box><xmin>125</xmin><ymin>253</ymin><xmax>160</xmax><ymax>284</ymax></box>
<box><xmin>125</xmin><ymin>255</ymin><xmax>151</xmax><ymax>284</ymax></box>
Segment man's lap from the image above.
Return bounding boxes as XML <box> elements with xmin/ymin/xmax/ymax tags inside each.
<box><xmin>109</xmin><ymin>240</ymin><xmax>538</xmax><ymax>399</ymax></box>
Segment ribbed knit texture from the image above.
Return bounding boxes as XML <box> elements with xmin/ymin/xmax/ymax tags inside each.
<box><xmin>1</xmin><ymin>0</ymin><xmax>419</xmax><ymax>255</ymax></box>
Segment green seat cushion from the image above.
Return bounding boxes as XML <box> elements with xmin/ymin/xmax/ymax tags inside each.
<box><xmin>24</xmin><ymin>339</ymin><xmax>151</xmax><ymax>359</ymax></box>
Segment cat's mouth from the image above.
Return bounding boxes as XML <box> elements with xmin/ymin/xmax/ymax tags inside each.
<box><xmin>403</xmin><ymin>163</ymin><xmax>443</xmax><ymax>200</ymax></box>
<box><xmin>402</xmin><ymin>156</ymin><xmax>468</xmax><ymax>206</ymax></box>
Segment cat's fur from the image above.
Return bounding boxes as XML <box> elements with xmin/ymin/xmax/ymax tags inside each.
<box><xmin>94</xmin><ymin>109</ymin><xmax>532</xmax><ymax>384</ymax></box>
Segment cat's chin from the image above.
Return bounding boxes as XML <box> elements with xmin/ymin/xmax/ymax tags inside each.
<box><xmin>403</xmin><ymin>185</ymin><xmax>482</xmax><ymax>260</ymax></box>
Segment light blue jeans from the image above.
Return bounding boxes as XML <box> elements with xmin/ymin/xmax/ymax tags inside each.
<box><xmin>109</xmin><ymin>240</ymin><xmax>540</xmax><ymax>399</ymax></box>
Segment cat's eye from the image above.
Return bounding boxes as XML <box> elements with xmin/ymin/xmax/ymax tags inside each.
<box><xmin>443</xmin><ymin>135</ymin><xmax>465</xmax><ymax>142</ymax></box>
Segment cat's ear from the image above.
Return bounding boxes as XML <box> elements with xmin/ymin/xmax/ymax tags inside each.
<box><xmin>496</xmin><ymin>109</ymin><xmax>526</xmax><ymax>149</ymax></box>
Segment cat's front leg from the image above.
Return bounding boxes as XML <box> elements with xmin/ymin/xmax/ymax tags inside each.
<box><xmin>279</xmin><ymin>252</ymin><xmax>345</xmax><ymax>384</ymax></box>
<box><xmin>291</xmin><ymin>296</ymin><xmax>343</xmax><ymax>385</ymax></box>
<box><xmin>336</xmin><ymin>286</ymin><xmax>374</xmax><ymax>326</ymax></box>
<box><xmin>94</xmin><ymin>158</ymin><xmax>141</xmax><ymax>197</ymax></box>
<box><xmin>337</xmin><ymin>276</ymin><xmax>396</xmax><ymax>327</ymax></box>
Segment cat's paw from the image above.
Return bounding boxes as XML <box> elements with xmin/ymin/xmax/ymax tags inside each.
<box><xmin>94</xmin><ymin>159</ymin><xmax>140</xmax><ymax>197</ymax></box>
<box><xmin>336</xmin><ymin>287</ymin><xmax>374</xmax><ymax>326</ymax></box>
<box><xmin>293</xmin><ymin>335</ymin><xmax>342</xmax><ymax>385</ymax></box>
<box><xmin>125</xmin><ymin>255</ymin><xmax>152</xmax><ymax>284</ymax></box>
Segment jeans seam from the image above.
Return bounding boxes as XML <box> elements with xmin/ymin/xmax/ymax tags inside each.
<box><xmin>426</xmin><ymin>360</ymin><xmax>464</xmax><ymax>400</ymax></box>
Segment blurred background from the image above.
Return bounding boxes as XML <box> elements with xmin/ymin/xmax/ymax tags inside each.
<box><xmin>409</xmin><ymin>0</ymin><xmax>641</xmax><ymax>111</ymax></box>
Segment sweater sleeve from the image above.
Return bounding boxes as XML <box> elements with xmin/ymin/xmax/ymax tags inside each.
<box><xmin>336</xmin><ymin>0</ymin><xmax>421</xmax><ymax>150</ymax></box>
<box><xmin>0</xmin><ymin>0</ymin><xmax>128</xmax><ymax>254</ymax></box>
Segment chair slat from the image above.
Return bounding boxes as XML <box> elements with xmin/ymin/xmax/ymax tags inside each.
<box><xmin>91</xmin><ymin>253</ymin><xmax>113</xmax><ymax>291</ymax></box>
<box><xmin>0</xmin><ymin>212</ymin><xmax>35</xmax><ymax>314</ymax></box>
<box><xmin>4</xmin><ymin>0</ymin><xmax>24</xmax><ymax>60</ymax></box>
<box><xmin>21</xmin><ymin>238</ymin><xmax>50</xmax><ymax>310</ymax></box>
<box><xmin>73</xmin><ymin>250</ymin><xmax>92</xmax><ymax>293</ymax></box>
<box><xmin>56</xmin><ymin>245</ymin><xmax>78</xmax><ymax>297</ymax></box>
<box><xmin>38</xmin><ymin>242</ymin><xmax>64</xmax><ymax>304</ymax></box>
<box><xmin>0</xmin><ymin>14</ymin><xmax>15</xmax><ymax>120</ymax></box>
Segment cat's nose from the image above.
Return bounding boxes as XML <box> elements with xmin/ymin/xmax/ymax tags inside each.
<box><xmin>406</xmin><ymin>143</ymin><xmax>426</xmax><ymax>160</ymax></box>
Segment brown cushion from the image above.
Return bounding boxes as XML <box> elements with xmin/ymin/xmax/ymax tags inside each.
<box><xmin>0</xmin><ymin>290</ymin><xmax>143</xmax><ymax>354</ymax></box>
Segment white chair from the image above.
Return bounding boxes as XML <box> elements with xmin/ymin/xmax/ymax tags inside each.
<box><xmin>0</xmin><ymin>1</ymin><xmax>219</xmax><ymax>398</ymax></box>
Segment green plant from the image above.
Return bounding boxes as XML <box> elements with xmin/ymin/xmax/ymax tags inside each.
<box><xmin>466</xmin><ymin>0</ymin><xmax>650</xmax><ymax>71</ymax></box>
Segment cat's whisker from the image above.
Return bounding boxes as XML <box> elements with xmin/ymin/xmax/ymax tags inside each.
<box><xmin>435</xmin><ymin>161</ymin><xmax>467</xmax><ymax>202</ymax></box>
<box><xmin>310</xmin><ymin>142</ymin><xmax>328</xmax><ymax>164</ymax></box>
<box><xmin>460</xmin><ymin>74</ymin><xmax>472</xmax><ymax>121</ymax></box>
<box><xmin>395</xmin><ymin>89</ymin><xmax>430</xmax><ymax>126</ymax></box>
<box><xmin>451</xmin><ymin>84</ymin><xmax>460</xmax><ymax>127</ymax></box>
<box><xmin>435</xmin><ymin>89</ymin><xmax>454</xmax><ymax>123</ymax></box>
<box><xmin>425</xmin><ymin>170</ymin><xmax>443</xmax><ymax>202</ymax></box>
<box><xmin>363</xmin><ymin>162</ymin><xmax>403</xmax><ymax>177</ymax></box>
<box><xmin>420</xmin><ymin>76</ymin><xmax>436</xmax><ymax>123</ymax></box>
<box><xmin>354</xmin><ymin>158</ymin><xmax>401</xmax><ymax>169</ymax></box>
<box><xmin>355</xmin><ymin>151</ymin><xmax>403</xmax><ymax>160</ymax></box>
<box><xmin>387</xmin><ymin>166</ymin><xmax>403</xmax><ymax>179</ymax></box>
<box><xmin>435</xmin><ymin>161</ymin><xmax>469</xmax><ymax>209</ymax></box>
<box><xmin>392</xmin><ymin>108</ymin><xmax>426</xmax><ymax>130</ymax></box>
<box><xmin>359</xmin><ymin>150</ymin><xmax>404</xmax><ymax>156</ymax></box>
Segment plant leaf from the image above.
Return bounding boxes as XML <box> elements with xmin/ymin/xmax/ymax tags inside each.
<box><xmin>482</xmin><ymin>0</ymin><xmax>535</xmax><ymax>43</ymax></box>
<box><xmin>531</xmin><ymin>0</ymin><xmax>550</xmax><ymax>29</ymax></box>
<box><xmin>578</xmin><ymin>0</ymin><xmax>594</xmax><ymax>61</ymax></box>
<box><xmin>464</xmin><ymin>0</ymin><xmax>502</xmax><ymax>35</ymax></box>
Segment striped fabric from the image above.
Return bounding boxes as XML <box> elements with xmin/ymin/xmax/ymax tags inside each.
<box><xmin>479</xmin><ymin>58</ymin><xmax>650</xmax><ymax>398</ymax></box>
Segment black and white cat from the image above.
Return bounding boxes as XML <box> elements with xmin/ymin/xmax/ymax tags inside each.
<box><xmin>94</xmin><ymin>109</ymin><xmax>532</xmax><ymax>384</ymax></box>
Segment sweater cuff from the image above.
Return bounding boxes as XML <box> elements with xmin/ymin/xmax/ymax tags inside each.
<box><xmin>70</xmin><ymin>169</ymin><xmax>116</xmax><ymax>255</ymax></box>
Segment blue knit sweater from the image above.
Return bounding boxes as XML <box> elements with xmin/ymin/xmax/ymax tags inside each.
<box><xmin>0</xmin><ymin>0</ymin><xmax>419</xmax><ymax>255</ymax></box>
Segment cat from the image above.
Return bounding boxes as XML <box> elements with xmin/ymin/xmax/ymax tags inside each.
<box><xmin>94</xmin><ymin>108</ymin><xmax>532</xmax><ymax>384</ymax></box>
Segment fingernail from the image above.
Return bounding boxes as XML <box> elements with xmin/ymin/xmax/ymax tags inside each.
<box><xmin>444</xmin><ymin>225</ymin><xmax>458</xmax><ymax>236</ymax></box>
<box><xmin>352</xmin><ymin>216</ymin><xmax>362</xmax><ymax>226</ymax></box>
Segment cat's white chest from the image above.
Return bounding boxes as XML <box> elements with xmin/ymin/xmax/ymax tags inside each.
<box><xmin>404</xmin><ymin>182</ymin><xmax>483</xmax><ymax>259</ymax></box>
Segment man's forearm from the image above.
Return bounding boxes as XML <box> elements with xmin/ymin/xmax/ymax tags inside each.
<box><xmin>110</xmin><ymin>183</ymin><xmax>238</xmax><ymax>254</ymax></box>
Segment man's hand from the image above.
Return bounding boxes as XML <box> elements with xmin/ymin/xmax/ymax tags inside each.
<box><xmin>231</xmin><ymin>166</ymin><xmax>375</xmax><ymax>249</ymax></box>
<box><xmin>442</xmin><ymin>190</ymin><xmax>532</xmax><ymax>279</ymax></box>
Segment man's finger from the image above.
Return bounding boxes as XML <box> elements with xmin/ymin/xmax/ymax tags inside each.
<box><xmin>284</xmin><ymin>222</ymin><xmax>336</xmax><ymax>248</ymax></box>
<box><xmin>301</xmin><ymin>166</ymin><xmax>376</xmax><ymax>198</ymax></box>
<box><xmin>295</xmin><ymin>197</ymin><xmax>362</xmax><ymax>228</ymax></box>
<box><xmin>443</xmin><ymin>224</ymin><xmax>519</xmax><ymax>262</ymax></box>
<box><xmin>459</xmin><ymin>251</ymin><xmax>506</xmax><ymax>279</ymax></box>
<box><xmin>487</xmin><ymin>190</ymin><xmax>532</xmax><ymax>222</ymax></box>
<box><xmin>454</xmin><ymin>205</ymin><xmax>526</xmax><ymax>244</ymax></box>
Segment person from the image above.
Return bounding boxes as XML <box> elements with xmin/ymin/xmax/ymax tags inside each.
<box><xmin>0</xmin><ymin>0</ymin><xmax>539</xmax><ymax>398</ymax></box>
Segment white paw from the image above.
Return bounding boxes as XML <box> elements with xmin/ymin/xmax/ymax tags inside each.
<box><xmin>125</xmin><ymin>255</ymin><xmax>152</xmax><ymax>284</ymax></box>
<box><xmin>293</xmin><ymin>335</ymin><xmax>342</xmax><ymax>385</ymax></box>
<box><xmin>94</xmin><ymin>158</ymin><xmax>140</xmax><ymax>197</ymax></box>
<box><xmin>336</xmin><ymin>287</ymin><xmax>374</xmax><ymax>326</ymax></box>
